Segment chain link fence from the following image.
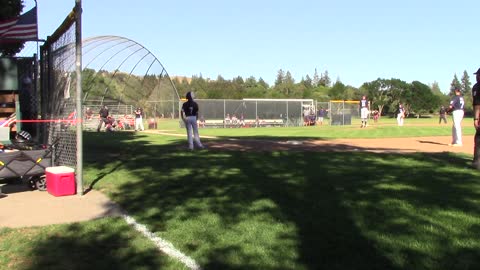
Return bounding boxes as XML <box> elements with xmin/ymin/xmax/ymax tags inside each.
<box><xmin>180</xmin><ymin>99</ymin><xmax>361</xmax><ymax>127</ymax></box>
<box><xmin>328</xmin><ymin>100</ymin><xmax>361</xmax><ymax>125</ymax></box>
<box><xmin>40</xmin><ymin>10</ymin><xmax>78</xmax><ymax>168</ymax></box>
<box><xmin>186</xmin><ymin>99</ymin><xmax>315</xmax><ymax>127</ymax></box>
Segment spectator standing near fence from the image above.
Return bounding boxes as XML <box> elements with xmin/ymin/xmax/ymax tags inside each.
<box><xmin>181</xmin><ymin>92</ymin><xmax>205</xmax><ymax>150</ymax></box>
<box><xmin>447</xmin><ymin>87</ymin><xmax>464</xmax><ymax>147</ymax></box>
<box><xmin>438</xmin><ymin>105</ymin><xmax>447</xmax><ymax>124</ymax></box>
<box><xmin>97</xmin><ymin>105</ymin><xmax>109</xmax><ymax>132</ymax></box>
<box><xmin>359</xmin><ymin>95</ymin><xmax>369</xmax><ymax>128</ymax></box>
<box><xmin>317</xmin><ymin>107</ymin><xmax>326</xmax><ymax>125</ymax></box>
<box><xmin>134</xmin><ymin>107</ymin><xmax>144</xmax><ymax>131</ymax></box>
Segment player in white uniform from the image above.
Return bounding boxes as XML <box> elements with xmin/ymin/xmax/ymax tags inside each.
<box><xmin>397</xmin><ymin>104</ymin><xmax>405</xmax><ymax>126</ymax></box>
<box><xmin>359</xmin><ymin>96</ymin><xmax>369</xmax><ymax>128</ymax></box>
<box><xmin>447</xmin><ymin>88</ymin><xmax>465</xmax><ymax>146</ymax></box>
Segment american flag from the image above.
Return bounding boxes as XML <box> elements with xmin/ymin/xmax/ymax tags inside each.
<box><xmin>0</xmin><ymin>7</ymin><xmax>38</xmax><ymax>42</ymax></box>
<box><xmin>0</xmin><ymin>113</ymin><xmax>16</xmax><ymax>128</ymax></box>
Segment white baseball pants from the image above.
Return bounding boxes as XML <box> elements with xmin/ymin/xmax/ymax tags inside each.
<box><xmin>451</xmin><ymin>110</ymin><xmax>464</xmax><ymax>145</ymax></box>
<box><xmin>135</xmin><ymin>118</ymin><xmax>144</xmax><ymax>131</ymax></box>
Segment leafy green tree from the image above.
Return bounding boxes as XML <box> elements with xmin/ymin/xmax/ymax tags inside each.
<box><xmin>329</xmin><ymin>81</ymin><xmax>346</xmax><ymax>99</ymax></box>
<box><xmin>0</xmin><ymin>0</ymin><xmax>25</xmax><ymax>56</ymax></box>
<box><xmin>258</xmin><ymin>77</ymin><xmax>269</xmax><ymax>89</ymax></box>
<box><xmin>244</xmin><ymin>76</ymin><xmax>267</xmax><ymax>98</ymax></box>
<box><xmin>189</xmin><ymin>74</ymin><xmax>209</xmax><ymax>99</ymax></box>
<box><xmin>244</xmin><ymin>76</ymin><xmax>257</xmax><ymax>88</ymax></box>
<box><xmin>405</xmin><ymin>81</ymin><xmax>441</xmax><ymax>116</ymax></box>
<box><xmin>344</xmin><ymin>85</ymin><xmax>358</xmax><ymax>100</ymax></box>
<box><xmin>311</xmin><ymin>85</ymin><xmax>330</xmax><ymax>102</ymax></box>
<box><xmin>361</xmin><ymin>79</ymin><xmax>390</xmax><ymax>116</ymax></box>
<box><xmin>361</xmin><ymin>78</ymin><xmax>409</xmax><ymax>116</ymax></box>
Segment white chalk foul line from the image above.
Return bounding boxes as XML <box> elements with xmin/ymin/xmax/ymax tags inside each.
<box><xmin>122</xmin><ymin>214</ymin><xmax>201</xmax><ymax>270</ymax></box>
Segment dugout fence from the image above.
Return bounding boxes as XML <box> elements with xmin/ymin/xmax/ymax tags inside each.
<box><xmin>180</xmin><ymin>99</ymin><xmax>361</xmax><ymax>127</ymax></box>
<box><xmin>186</xmin><ymin>99</ymin><xmax>315</xmax><ymax>127</ymax></box>
<box><xmin>327</xmin><ymin>100</ymin><xmax>361</xmax><ymax>125</ymax></box>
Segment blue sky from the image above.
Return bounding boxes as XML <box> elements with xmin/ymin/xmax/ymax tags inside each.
<box><xmin>25</xmin><ymin>0</ymin><xmax>480</xmax><ymax>93</ymax></box>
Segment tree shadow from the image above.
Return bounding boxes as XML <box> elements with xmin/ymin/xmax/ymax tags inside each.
<box><xmin>22</xmin><ymin>218</ymin><xmax>176</xmax><ymax>270</ymax></box>
<box><xmin>25</xmin><ymin>132</ymin><xmax>480</xmax><ymax>270</ymax></box>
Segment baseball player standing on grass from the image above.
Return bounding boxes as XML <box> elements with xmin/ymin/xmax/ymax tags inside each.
<box><xmin>134</xmin><ymin>107</ymin><xmax>144</xmax><ymax>131</ymax></box>
<box><xmin>438</xmin><ymin>105</ymin><xmax>447</xmax><ymax>124</ymax></box>
<box><xmin>181</xmin><ymin>91</ymin><xmax>205</xmax><ymax>150</ymax></box>
<box><xmin>359</xmin><ymin>95</ymin><xmax>369</xmax><ymax>128</ymax></box>
<box><xmin>447</xmin><ymin>87</ymin><xmax>464</xmax><ymax>147</ymax></box>
<box><xmin>471</xmin><ymin>68</ymin><xmax>480</xmax><ymax>168</ymax></box>
<box><xmin>397</xmin><ymin>103</ymin><xmax>405</xmax><ymax>126</ymax></box>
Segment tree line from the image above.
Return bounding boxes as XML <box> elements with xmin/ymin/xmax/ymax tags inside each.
<box><xmin>174</xmin><ymin>68</ymin><xmax>473</xmax><ymax>117</ymax></box>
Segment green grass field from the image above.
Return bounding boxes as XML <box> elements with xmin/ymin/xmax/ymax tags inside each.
<box><xmin>1</xmin><ymin>118</ymin><xmax>479</xmax><ymax>270</ymax></box>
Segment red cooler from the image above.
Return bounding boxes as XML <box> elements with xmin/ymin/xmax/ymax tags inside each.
<box><xmin>46</xmin><ymin>166</ymin><xmax>76</xmax><ymax>196</ymax></box>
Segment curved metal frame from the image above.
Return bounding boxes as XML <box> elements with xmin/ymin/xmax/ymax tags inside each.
<box><xmin>80</xmin><ymin>35</ymin><xmax>180</xmax><ymax>103</ymax></box>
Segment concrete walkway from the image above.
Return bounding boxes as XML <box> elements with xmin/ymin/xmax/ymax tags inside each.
<box><xmin>0</xmin><ymin>184</ymin><xmax>122</xmax><ymax>228</ymax></box>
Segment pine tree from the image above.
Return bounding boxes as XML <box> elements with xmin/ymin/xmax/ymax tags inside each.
<box><xmin>430</xmin><ymin>81</ymin><xmax>442</xmax><ymax>95</ymax></box>
<box><xmin>461</xmin><ymin>70</ymin><xmax>471</xmax><ymax>95</ymax></box>
<box><xmin>274</xmin><ymin>69</ymin><xmax>285</xmax><ymax>87</ymax></box>
<box><xmin>313</xmin><ymin>68</ymin><xmax>320</xmax><ymax>87</ymax></box>
<box><xmin>450</xmin><ymin>74</ymin><xmax>461</xmax><ymax>96</ymax></box>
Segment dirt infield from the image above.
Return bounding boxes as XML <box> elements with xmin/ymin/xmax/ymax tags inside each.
<box><xmin>143</xmin><ymin>129</ymin><xmax>473</xmax><ymax>154</ymax></box>
<box><xmin>206</xmin><ymin>135</ymin><xmax>474</xmax><ymax>154</ymax></box>
<box><xmin>0</xmin><ymin>134</ymin><xmax>473</xmax><ymax>229</ymax></box>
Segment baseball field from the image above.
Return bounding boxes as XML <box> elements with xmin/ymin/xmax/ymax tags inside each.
<box><xmin>1</xmin><ymin>117</ymin><xmax>479</xmax><ymax>270</ymax></box>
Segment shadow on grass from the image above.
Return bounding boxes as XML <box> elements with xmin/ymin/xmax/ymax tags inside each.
<box><xmin>26</xmin><ymin>132</ymin><xmax>480</xmax><ymax>270</ymax></box>
<box><xmin>20</xmin><ymin>218</ymin><xmax>177</xmax><ymax>270</ymax></box>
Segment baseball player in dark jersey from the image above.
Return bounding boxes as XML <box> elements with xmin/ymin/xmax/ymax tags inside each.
<box><xmin>438</xmin><ymin>105</ymin><xmax>447</xmax><ymax>124</ymax></box>
<box><xmin>472</xmin><ymin>68</ymin><xmax>480</xmax><ymax>168</ymax></box>
<box><xmin>181</xmin><ymin>92</ymin><xmax>205</xmax><ymax>150</ymax></box>
<box><xmin>359</xmin><ymin>96</ymin><xmax>369</xmax><ymax>128</ymax></box>
<box><xmin>97</xmin><ymin>105</ymin><xmax>109</xmax><ymax>132</ymax></box>
<box><xmin>447</xmin><ymin>87</ymin><xmax>465</xmax><ymax>146</ymax></box>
